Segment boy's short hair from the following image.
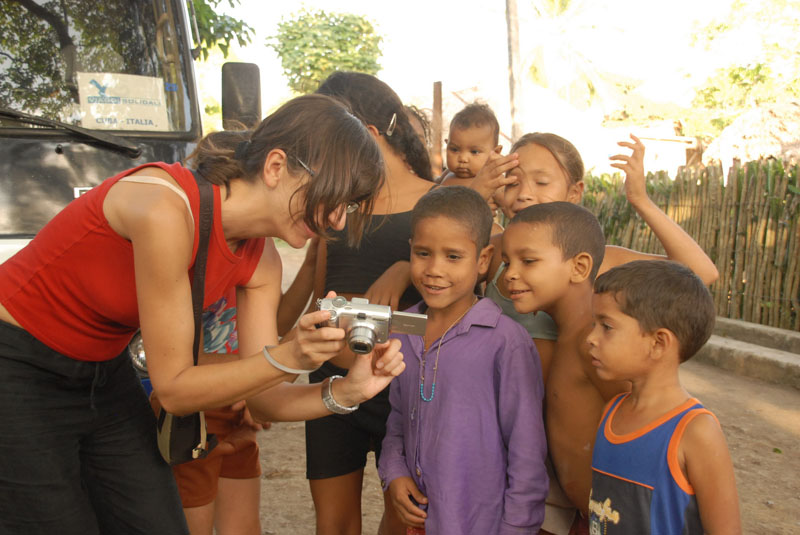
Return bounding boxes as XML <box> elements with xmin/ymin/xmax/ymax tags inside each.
<box><xmin>508</xmin><ymin>202</ymin><xmax>605</xmax><ymax>281</ymax></box>
<box><xmin>450</xmin><ymin>103</ymin><xmax>499</xmax><ymax>146</ymax></box>
<box><xmin>411</xmin><ymin>186</ymin><xmax>492</xmax><ymax>251</ymax></box>
<box><xmin>594</xmin><ymin>260</ymin><xmax>715</xmax><ymax>362</ymax></box>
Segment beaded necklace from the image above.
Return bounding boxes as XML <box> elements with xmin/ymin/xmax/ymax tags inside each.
<box><xmin>419</xmin><ymin>296</ymin><xmax>477</xmax><ymax>402</ymax></box>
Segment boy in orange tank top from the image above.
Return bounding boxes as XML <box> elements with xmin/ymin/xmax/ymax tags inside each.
<box><xmin>586</xmin><ymin>260</ymin><xmax>740</xmax><ymax>534</ymax></box>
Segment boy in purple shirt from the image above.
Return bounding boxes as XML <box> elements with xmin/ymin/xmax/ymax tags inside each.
<box><xmin>379</xmin><ymin>186</ymin><xmax>548</xmax><ymax>534</ymax></box>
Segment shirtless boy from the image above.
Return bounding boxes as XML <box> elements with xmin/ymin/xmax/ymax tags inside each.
<box><xmin>502</xmin><ymin>202</ymin><xmax>629</xmax><ymax>533</ymax></box>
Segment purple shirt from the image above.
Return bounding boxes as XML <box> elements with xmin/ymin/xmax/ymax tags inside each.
<box><xmin>379</xmin><ymin>297</ymin><xmax>548</xmax><ymax>534</ymax></box>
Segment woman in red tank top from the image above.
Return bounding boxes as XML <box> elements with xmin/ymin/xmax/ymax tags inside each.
<box><xmin>0</xmin><ymin>94</ymin><xmax>406</xmax><ymax>534</ymax></box>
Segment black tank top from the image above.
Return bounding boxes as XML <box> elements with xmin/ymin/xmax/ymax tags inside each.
<box><xmin>325</xmin><ymin>210</ymin><xmax>422</xmax><ymax>309</ymax></box>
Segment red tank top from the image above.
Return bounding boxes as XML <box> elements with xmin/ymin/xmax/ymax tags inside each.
<box><xmin>0</xmin><ymin>162</ymin><xmax>265</xmax><ymax>362</ymax></box>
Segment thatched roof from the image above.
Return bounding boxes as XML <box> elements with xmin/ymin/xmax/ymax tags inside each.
<box><xmin>702</xmin><ymin>102</ymin><xmax>800</xmax><ymax>165</ymax></box>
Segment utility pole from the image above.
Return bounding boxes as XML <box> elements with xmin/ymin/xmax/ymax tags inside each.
<box><xmin>432</xmin><ymin>81</ymin><xmax>443</xmax><ymax>176</ymax></box>
<box><xmin>506</xmin><ymin>0</ymin><xmax>523</xmax><ymax>141</ymax></box>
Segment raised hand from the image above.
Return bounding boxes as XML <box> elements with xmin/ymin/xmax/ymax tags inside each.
<box><xmin>610</xmin><ymin>134</ymin><xmax>647</xmax><ymax>205</ymax></box>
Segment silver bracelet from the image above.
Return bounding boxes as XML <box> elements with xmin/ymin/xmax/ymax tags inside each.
<box><xmin>262</xmin><ymin>345</ymin><xmax>320</xmax><ymax>375</ymax></box>
<box><xmin>322</xmin><ymin>375</ymin><xmax>360</xmax><ymax>414</ymax></box>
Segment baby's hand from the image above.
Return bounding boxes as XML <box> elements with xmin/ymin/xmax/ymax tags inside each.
<box><xmin>388</xmin><ymin>476</ymin><xmax>428</xmax><ymax>528</ymax></box>
<box><xmin>470</xmin><ymin>151</ymin><xmax>519</xmax><ymax>202</ymax></box>
<box><xmin>610</xmin><ymin>134</ymin><xmax>647</xmax><ymax>205</ymax></box>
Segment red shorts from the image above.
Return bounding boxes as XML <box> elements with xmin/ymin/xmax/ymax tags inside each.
<box><xmin>171</xmin><ymin>425</ymin><xmax>261</xmax><ymax>508</ymax></box>
<box><xmin>150</xmin><ymin>397</ymin><xmax>262</xmax><ymax>509</ymax></box>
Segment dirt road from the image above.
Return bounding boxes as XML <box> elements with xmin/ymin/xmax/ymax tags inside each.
<box><xmin>258</xmin><ymin>244</ymin><xmax>800</xmax><ymax>535</ymax></box>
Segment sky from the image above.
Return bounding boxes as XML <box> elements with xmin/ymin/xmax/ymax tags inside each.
<box><xmin>199</xmin><ymin>0</ymin><xmax>744</xmax><ymax>172</ymax></box>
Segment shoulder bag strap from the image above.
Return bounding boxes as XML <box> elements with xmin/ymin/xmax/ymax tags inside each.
<box><xmin>190</xmin><ymin>170</ymin><xmax>213</xmax><ymax>366</ymax></box>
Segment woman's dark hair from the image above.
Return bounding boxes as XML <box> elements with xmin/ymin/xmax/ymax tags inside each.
<box><xmin>315</xmin><ymin>71</ymin><xmax>433</xmax><ymax>181</ymax></box>
<box><xmin>511</xmin><ymin>132</ymin><xmax>584</xmax><ymax>185</ymax></box>
<box><xmin>405</xmin><ymin>104</ymin><xmax>432</xmax><ymax>151</ymax></box>
<box><xmin>186</xmin><ymin>94</ymin><xmax>384</xmax><ymax>245</ymax></box>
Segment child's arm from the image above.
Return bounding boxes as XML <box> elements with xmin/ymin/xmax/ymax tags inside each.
<box><xmin>277</xmin><ymin>237</ymin><xmax>318</xmax><ymax>336</ymax></box>
<box><xmin>364</xmin><ymin>260</ymin><xmax>412</xmax><ymax>310</ymax></box>
<box><xmin>604</xmin><ymin>135</ymin><xmax>719</xmax><ymax>285</ymax></box>
<box><xmin>378</xmin><ymin>365</ymin><xmax>428</xmax><ymax>525</ymax></box>
<box><xmin>497</xmin><ymin>336</ymin><xmax>549</xmax><ymax>533</ymax></box>
<box><xmin>681</xmin><ymin>412</ymin><xmax>742</xmax><ymax>534</ymax></box>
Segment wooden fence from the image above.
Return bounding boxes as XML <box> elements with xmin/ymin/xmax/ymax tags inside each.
<box><xmin>582</xmin><ymin>160</ymin><xmax>800</xmax><ymax>331</ymax></box>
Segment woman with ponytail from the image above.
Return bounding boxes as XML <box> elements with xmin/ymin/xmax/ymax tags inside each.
<box><xmin>303</xmin><ymin>72</ymin><xmax>437</xmax><ymax>535</ymax></box>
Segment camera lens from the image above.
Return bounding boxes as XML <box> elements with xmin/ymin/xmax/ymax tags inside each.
<box><xmin>348</xmin><ymin>325</ymin><xmax>375</xmax><ymax>354</ymax></box>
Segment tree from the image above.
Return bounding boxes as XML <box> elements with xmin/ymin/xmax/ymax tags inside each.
<box><xmin>0</xmin><ymin>0</ymin><xmax>250</xmax><ymax>121</ymax></box>
<box><xmin>506</xmin><ymin>0</ymin><xmax>524</xmax><ymax>140</ymax></box>
<box><xmin>268</xmin><ymin>9</ymin><xmax>383</xmax><ymax>94</ymax></box>
<box><xmin>521</xmin><ymin>0</ymin><xmax>637</xmax><ymax>114</ymax></box>
<box><xmin>191</xmin><ymin>0</ymin><xmax>253</xmax><ymax>60</ymax></box>
<box><xmin>686</xmin><ymin>0</ymin><xmax>800</xmax><ymax>136</ymax></box>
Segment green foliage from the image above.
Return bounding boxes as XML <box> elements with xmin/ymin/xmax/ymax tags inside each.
<box><xmin>686</xmin><ymin>0</ymin><xmax>800</xmax><ymax>137</ymax></box>
<box><xmin>532</xmin><ymin>0</ymin><xmax>574</xmax><ymax>16</ymax></box>
<box><xmin>525</xmin><ymin>0</ymin><xmax>627</xmax><ymax>110</ymax></box>
<box><xmin>191</xmin><ymin>0</ymin><xmax>253</xmax><ymax>60</ymax></box>
<box><xmin>688</xmin><ymin>62</ymin><xmax>800</xmax><ymax>136</ymax></box>
<box><xmin>607</xmin><ymin>0</ymin><xmax>800</xmax><ymax>138</ymax></box>
<box><xmin>268</xmin><ymin>9</ymin><xmax>383</xmax><ymax>94</ymax></box>
<box><xmin>0</xmin><ymin>0</ymin><xmax>251</xmax><ymax>122</ymax></box>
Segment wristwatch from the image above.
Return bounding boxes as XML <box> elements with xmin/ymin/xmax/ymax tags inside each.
<box><xmin>322</xmin><ymin>375</ymin><xmax>360</xmax><ymax>414</ymax></box>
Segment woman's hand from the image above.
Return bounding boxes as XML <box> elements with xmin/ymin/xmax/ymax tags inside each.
<box><xmin>286</xmin><ymin>291</ymin><xmax>346</xmax><ymax>371</ymax></box>
<box><xmin>364</xmin><ymin>261</ymin><xmax>411</xmax><ymax>310</ymax></box>
<box><xmin>331</xmin><ymin>338</ymin><xmax>405</xmax><ymax>406</ymax></box>
<box><xmin>387</xmin><ymin>476</ymin><xmax>428</xmax><ymax>528</ymax></box>
<box><xmin>610</xmin><ymin>134</ymin><xmax>648</xmax><ymax>206</ymax></box>
<box><xmin>469</xmin><ymin>151</ymin><xmax>519</xmax><ymax>202</ymax></box>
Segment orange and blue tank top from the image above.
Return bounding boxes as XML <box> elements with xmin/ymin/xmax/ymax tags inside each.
<box><xmin>589</xmin><ymin>393</ymin><xmax>714</xmax><ymax>535</ymax></box>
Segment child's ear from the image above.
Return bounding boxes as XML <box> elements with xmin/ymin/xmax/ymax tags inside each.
<box><xmin>477</xmin><ymin>244</ymin><xmax>494</xmax><ymax>277</ymax></box>
<box><xmin>649</xmin><ymin>328</ymin><xmax>677</xmax><ymax>362</ymax></box>
<box><xmin>569</xmin><ymin>252</ymin><xmax>594</xmax><ymax>283</ymax></box>
<box><xmin>566</xmin><ymin>180</ymin><xmax>585</xmax><ymax>204</ymax></box>
<box><xmin>493</xmin><ymin>145</ymin><xmax>503</xmax><ymax>154</ymax></box>
<box><xmin>366</xmin><ymin>124</ymin><xmax>381</xmax><ymax>138</ymax></box>
<box><xmin>261</xmin><ymin>148</ymin><xmax>288</xmax><ymax>189</ymax></box>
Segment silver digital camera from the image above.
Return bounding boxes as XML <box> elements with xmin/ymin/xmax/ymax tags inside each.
<box><xmin>317</xmin><ymin>296</ymin><xmax>428</xmax><ymax>354</ymax></box>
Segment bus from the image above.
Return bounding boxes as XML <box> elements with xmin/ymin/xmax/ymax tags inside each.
<box><xmin>0</xmin><ymin>0</ymin><xmax>260</xmax><ymax>263</ymax></box>
<box><xmin>1</xmin><ymin>0</ymin><xmax>261</xmax><ymax>389</ymax></box>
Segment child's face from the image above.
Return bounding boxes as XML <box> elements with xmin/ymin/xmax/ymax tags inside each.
<box><xmin>586</xmin><ymin>292</ymin><xmax>654</xmax><ymax>381</ymax></box>
<box><xmin>501</xmin><ymin>222</ymin><xmax>573</xmax><ymax>314</ymax></box>
<box><xmin>410</xmin><ymin>215</ymin><xmax>492</xmax><ymax>313</ymax></box>
<box><xmin>445</xmin><ymin>125</ymin><xmax>497</xmax><ymax>179</ymax></box>
<box><xmin>503</xmin><ymin>143</ymin><xmax>584</xmax><ymax>217</ymax></box>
